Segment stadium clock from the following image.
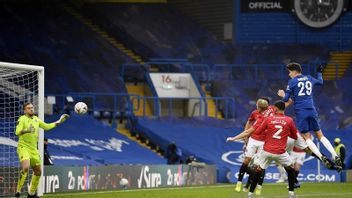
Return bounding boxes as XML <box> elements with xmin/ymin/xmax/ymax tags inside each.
<box><xmin>293</xmin><ymin>0</ymin><xmax>345</xmax><ymax>28</ymax></box>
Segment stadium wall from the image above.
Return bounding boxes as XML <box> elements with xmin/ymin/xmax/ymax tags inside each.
<box><xmin>42</xmin><ymin>164</ymin><xmax>216</xmax><ymax>193</ymax></box>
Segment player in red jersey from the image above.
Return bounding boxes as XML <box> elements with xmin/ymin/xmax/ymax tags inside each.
<box><xmin>227</xmin><ymin>98</ymin><xmax>273</xmax><ymax>193</ymax></box>
<box><xmin>247</xmin><ymin>101</ymin><xmax>298</xmax><ymax>198</ymax></box>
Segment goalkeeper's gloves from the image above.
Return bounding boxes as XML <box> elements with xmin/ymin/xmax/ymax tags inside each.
<box><xmin>22</xmin><ymin>125</ymin><xmax>35</xmax><ymax>134</ymax></box>
<box><xmin>317</xmin><ymin>65</ymin><xmax>324</xmax><ymax>73</ymax></box>
<box><xmin>56</xmin><ymin>114</ymin><xmax>70</xmax><ymax>125</ymax></box>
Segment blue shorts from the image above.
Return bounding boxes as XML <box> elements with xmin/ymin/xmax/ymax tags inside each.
<box><xmin>295</xmin><ymin>109</ymin><xmax>321</xmax><ymax>133</ymax></box>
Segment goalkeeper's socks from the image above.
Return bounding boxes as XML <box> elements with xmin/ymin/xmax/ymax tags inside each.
<box><xmin>29</xmin><ymin>174</ymin><xmax>41</xmax><ymax>195</ymax></box>
<box><xmin>16</xmin><ymin>170</ymin><xmax>27</xmax><ymax>192</ymax></box>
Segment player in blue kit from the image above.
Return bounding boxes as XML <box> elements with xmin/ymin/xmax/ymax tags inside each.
<box><xmin>277</xmin><ymin>62</ymin><xmax>342</xmax><ymax>169</ymax></box>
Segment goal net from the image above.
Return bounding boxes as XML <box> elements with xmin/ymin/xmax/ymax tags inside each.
<box><xmin>0</xmin><ymin>62</ymin><xmax>44</xmax><ymax>197</ymax></box>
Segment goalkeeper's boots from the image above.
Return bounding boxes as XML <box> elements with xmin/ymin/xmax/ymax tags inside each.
<box><xmin>27</xmin><ymin>193</ymin><xmax>39</xmax><ymax>198</ymax></box>
<box><xmin>15</xmin><ymin>192</ymin><xmax>20</xmax><ymax>198</ymax></box>
<box><xmin>321</xmin><ymin>155</ymin><xmax>333</xmax><ymax>169</ymax></box>
<box><xmin>235</xmin><ymin>182</ymin><xmax>242</xmax><ymax>192</ymax></box>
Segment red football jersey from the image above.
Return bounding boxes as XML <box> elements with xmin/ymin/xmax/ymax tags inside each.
<box><xmin>248</xmin><ymin>110</ymin><xmax>261</xmax><ymax>124</ymax></box>
<box><xmin>255</xmin><ymin>113</ymin><xmax>298</xmax><ymax>154</ymax></box>
<box><xmin>250</xmin><ymin>105</ymin><xmax>275</xmax><ymax>141</ymax></box>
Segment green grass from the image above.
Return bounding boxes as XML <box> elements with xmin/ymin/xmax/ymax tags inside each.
<box><xmin>43</xmin><ymin>183</ymin><xmax>352</xmax><ymax>198</ymax></box>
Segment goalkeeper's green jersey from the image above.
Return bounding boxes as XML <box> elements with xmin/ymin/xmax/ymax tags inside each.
<box><xmin>15</xmin><ymin>115</ymin><xmax>56</xmax><ymax>151</ymax></box>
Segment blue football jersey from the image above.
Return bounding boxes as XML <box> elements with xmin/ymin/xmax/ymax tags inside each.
<box><xmin>283</xmin><ymin>73</ymin><xmax>323</xmax><ymax>111</ymax></box>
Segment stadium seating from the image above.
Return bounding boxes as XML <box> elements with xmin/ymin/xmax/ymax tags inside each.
<box><xmin>77</xmin><ymin>3</ymin><xmax>229</xmax><ymax>64</ymax></box>
<box><xmin>0</xmin><ymin>2</ymin><xmax>131</xmax><ymax>93</ymax></box>
<box><xmin>1</xmin><ymin>1</ymin><xmax>351</xmax><ymax>173</ymax></box>
<box><xmin>43</xmin><ymin>114</ymin><xmax>165</xmax><ymax>165</ymax></box>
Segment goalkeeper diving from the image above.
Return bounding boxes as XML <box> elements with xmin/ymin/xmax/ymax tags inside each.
<box><xmin>15</xmin><ymin>102</ymin><xmax>69</xmax><ymax>198</ymax></box>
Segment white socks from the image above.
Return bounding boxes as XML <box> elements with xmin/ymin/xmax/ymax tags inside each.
<box><xmin>277</xmin><ymin>165</ymin><xmax>287</xmax><ymax>180</ymax></box>
<box><xmin>320</xmin><ymin>136</ymin><xmax>338</xmax><ymax>159</ymax></box>
<box><xmin>306</xmin><ymin>139</ymin><xmax>323</xmax><ymax>160</ymax></box>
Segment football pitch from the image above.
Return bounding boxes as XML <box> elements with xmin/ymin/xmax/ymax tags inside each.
<box><xmin>43</xmin><ymin>182</ymin><xmax>352</xmax><ymax>198</ymax></box>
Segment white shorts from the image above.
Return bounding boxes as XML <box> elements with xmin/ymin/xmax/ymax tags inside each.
<box><xmin>244</xmin><ymin>137</ymin><xmax>264</xmax><ymax>158</ymax></box>
<box><xmin>290</xmin><ymin>151</ymin><xmax>306</xmax><ymax>165</ymax></box>
<box><xmin>251</xmin><ymin>153</ymin><xmax>260</xmax><ymax>166</ymax></box>
<box><xmin>294</xmin><ymin>133</ymin><xmax>308</xmax><ymax>150</ymax></box>
<box><xmin>257</xmin><ymin>150</ymin><xmax>293</xmax><ymax>169</ymax></box>
<box><xmin>286</xmin><ymin>133</ymin><xmax>307</xmax><ymax>153</ymax></box>
<box><xmin>286</xmin><ymin>137</ymin><xmax>295</xmax><ymax>154</ymax></box>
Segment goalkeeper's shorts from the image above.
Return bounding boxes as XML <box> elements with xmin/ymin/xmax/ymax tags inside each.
<box><xmin>17</xmin><ymin>146</ymin><xmax>41</xmax><ymax>166</ymax></box>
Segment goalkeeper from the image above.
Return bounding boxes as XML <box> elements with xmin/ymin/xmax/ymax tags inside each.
<box><xmin>15</xmin><ymin>102</ymin><xmax>69</xmax><ymax>198</ymax></box>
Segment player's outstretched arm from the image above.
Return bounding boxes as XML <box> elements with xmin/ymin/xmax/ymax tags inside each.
<box><xmin>226</xmin><ymin>127</ymin><xmax>255</xmax><ymax>142</ymax></box>
<box><xmin>55</xmin><ymin>114</ymin><xmax>70</xmax><ymax>125</ymax></box>
<box><xmin>39</xmin><ymin>114</ymin><xmax>70</xmax><ymax>131</ymax></box>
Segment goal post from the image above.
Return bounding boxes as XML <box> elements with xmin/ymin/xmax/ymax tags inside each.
<box><xmin>0</xmin><ymin>61</ymin><xmax>44</xmax><ymax>197</ymax></box>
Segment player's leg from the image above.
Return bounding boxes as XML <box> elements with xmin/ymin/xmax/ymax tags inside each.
<box><xmin>293</xmin><ymin>162</ymin><xmax>301</xmax><ymax>188</ymax></box>
<box><xmin>16</xmin><ymin>148</ymin><xmax>30</xmax><ymax>197</ymax></box>
<box><xmin>247</xmin><ymin>151</ymin><xmax>270</xmax><ymax>198</ymax></box>
<box><xmin>255</xmin><ymin>169</ymin><xmax>265</xmax><ymax>195</ymax></box>
<box><xmin>297</xmin><ymin>115</ymin><xmax>324</xmax><ymax>160</ymax></box>
<box><xmin>307</xmin><ymin>113</ymin><xmax>340</xmax><ymax>165</ymax></box>
<box><xmin>301</xmin><ymin>132</ymin><xmax>333</xmax><ymax>168</ymax></box>
<box><xmin>236</xmin><ymin>138</ymin><xmax>257</xmax><ymax>192</ymax></box>
<box><xmin>236</xmin><ymin>157</ymin><xmax>251</xmax><ymax>192</ymax></box>
<box><xmin>314</xmin><ymin>129</ymin><xmax>340</xmax><ymax>164</ymax></box>
<box><xmin>243</xmin><ymin>166</ymin><xmax>253</xmax><ymax>192</ymax></box>
<box><xmin>294</xmin><ymin>132</ymin><xmax>331</xmax><ymax>166</ymax></box>
<box><xmin>292</xmin><ymin>151</ymin><xmax>305</xmax><ymax>188</ymax></box>
<box><xmin>277</xmin><ymin>152</ymin><xmax>296</xmax><ymax>197</ymax></box>
<box><xmin>284</xmin><ymin>166</ymin><xmax>296</xmax><ymax>198</ymax></box>
<box><xmin>300</xmin><ymin>132</ymin><xmax>322</xmax><ymax>159</ymax></box>
<box><xmin>28</xmin><ymin>165</ymin><xmax>41</xmax><ymax>197</ymax></box>
<box><xmin>276</xmin><ymin>164</ymin><xmax>287</xmax><ymax>183</ymax></box>
<box><xmin>28</xmin><ymin>151</ymin><xmax>42</xmax><ymax>197</ymax></box>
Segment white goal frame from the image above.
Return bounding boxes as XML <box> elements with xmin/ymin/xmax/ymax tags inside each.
<box><xmin>0</xmin><ymin>61</ymin><xmax>45</xmax><ymax>196</ymax></box>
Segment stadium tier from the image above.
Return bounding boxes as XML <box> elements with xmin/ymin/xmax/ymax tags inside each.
<box><xmin>1</xmin><ymin>0</ymin><xmax>352</xmax><ymax>197</ymax></box>
<box><xmin>0</xmin><ymin>2</ymin><xmax>131</xmax><ymax>93</ymax></box>
<box><xmin>42</xmin><ymin>114</ymin><xmax>165</xmax><ymax>165</ymax></box>
<box><xmin>78</xmin><ymin>3</ymin><xmax>229</xmax><ymax>64</ymax></box>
